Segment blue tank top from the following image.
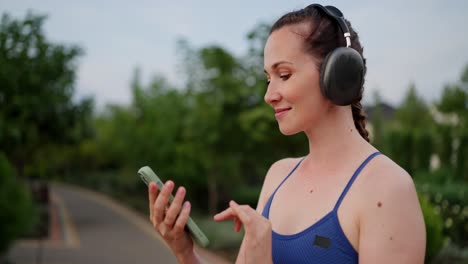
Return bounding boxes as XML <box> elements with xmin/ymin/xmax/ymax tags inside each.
<box><xmin>262</xmin><ymin>152</ymin><xmax>381</xmax><ymax>264</ymax></box>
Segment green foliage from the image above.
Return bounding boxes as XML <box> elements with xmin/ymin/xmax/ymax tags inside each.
<box><xmin>437</xmin><ymin>66</ymin><xmax>468</xmax><ymax>129</ymax></box>
<box><xmin>415</xmin><ymin>167</ymin><xmax>455</xmax><ymax>185</ymax></box>
<box><xmin>413</xmin><ymin>129</ymin><xmax>434</xmax><ymax>172</ymax></box>
<box><xmin>455</xmin><ymin>131</ymin><xmax>468</xmax><ymax>182</ymax></box>
<box><xmin>380</xmin><ymin>85</ymin><xmax>436</xmax><ymax>175</ymax></box>
<box><xmin>232</xmin><ymin>185</ymin><xmax>262</xmax><ymax>208</ymax></box>
<box><xmin>432</xmin><ymin>244</ymin><xmax>468</xmax><ymax>264</ymax></box>
<box><xmin>416</xmin><ymin>166</ymin><xmax>468</xmax><ymax>262</ymax></box>
<box><xmin>434</xmin><ymin>69</ymin><xmax>468</xmax><ymax>181</ymax></box>
<box><xmin>0</xmin><ymin>12</ymin><xmax>93</xmax><ymax>179</ymax></box>
<box><xmin>434</xmin><ymin>124</ymin><xmax>455</xmax><ymax>169</ymax></box>
<box><xmin>419</xmin><ymin>195</ymin><xmax>444</xmax><ymax>262</ymax></box>
<box><xmin>370</xmin><ymin>90</ymin><xmax>385</xmax><ymax>148</ymax></box>
<box><xmin>437</xmin><ymin>84</ymin><xmax>467</xmax><ymax>115</ymax></box>
<box><xmin>384</xmin><ymin>128</ymin><xmax>415</xmax><ymax>174</ymax></box>
<box><xmin>394</xmin><ymin>83</ymin><xmax>433</xmax><ymax>129</ymax></box>
<box><xmin>0</xmin><ymin>152</ymin><xmax>36</xmax><ymax>255</ymax></box>
<box><xmin>417</xmin><ymin>174</ymin><xmax>468</xmax><ymax>248</ymax></box>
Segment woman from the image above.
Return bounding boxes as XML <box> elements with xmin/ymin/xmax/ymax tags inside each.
<box><xmin>148</xmin><ymin>4</ymin><xmax>426</xmax><ymax>264</ymax></box>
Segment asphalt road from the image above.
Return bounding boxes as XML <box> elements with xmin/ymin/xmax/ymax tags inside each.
<box><xmin>6</xmin><ymin>183</ymin><xmax>187</xmax><ymax>264</ymax></box>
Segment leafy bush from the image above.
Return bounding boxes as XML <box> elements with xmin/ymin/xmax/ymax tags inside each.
<box><xmin>0</xmin><ymin>153</ymin><xmax>36</xmax><ymax>255</ymax></box>
<box><xmin>432</xmin><ymin>243</ymin><xmax>468</xmax><ymax>264</ymax></box>
<box><xmin>416</xmin><ymin>168</ymin><xmax>468</xmax><ymax>249</ymax></box>
<box><xmin>415</xmin><ymin>167</ymin><xmax>456</xmax><ymax>185</ymax></box>
<box><xmin>419</xmin><ymin>195</ymin><xmax>444</xmax><ymax>262</ymax></box>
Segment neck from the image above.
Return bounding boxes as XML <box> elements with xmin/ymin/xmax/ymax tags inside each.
<box><xmin>303</xmin><ymin>105</ymin><xmax>369</xmax><ymax>163</ymax></box>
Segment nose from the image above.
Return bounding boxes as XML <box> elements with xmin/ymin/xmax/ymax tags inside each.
<box><xmin>264</xmin><ymin>83</ymin><xmax>281</xmax><ymax>105</ymax></box>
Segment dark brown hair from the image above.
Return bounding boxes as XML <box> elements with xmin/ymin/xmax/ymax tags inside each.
<box><xmin>270</xmin><ymin>5</ymin><xmax>370</xmax><ymax>142</ymax></box>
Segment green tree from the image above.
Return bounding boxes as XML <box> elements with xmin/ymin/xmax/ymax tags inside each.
<box><xmin>181</xmin><ymin>44</ymin><xmax>247</xmax><ymax>213</ymax></box>
<box><xmin>369</xmin><ymin>90</ymin><xmax>385</xmax><ymax>148</ymax></box>
<box><xmin>434</xmin><ymin>124</ymin><xmax>455</xmax><ymax>169</ymax></box>
<box><xmin>388</xmin><ymin>83</ymin><xmax>435</xmax><ymax>174</ymax></box>
<box><xmin>0</xmin><ymin>12</ymin><xmax>93</xmax><ymax>179</ymax></box>
<box><xmin>394</xmin><ymin>83</ymin><xmax>433</xmax><ymax>129</ymax></box>
<box><xmin>436</xmin><ymin>65</ymin><xmax>468</xmax><ymax>180</ymax></box>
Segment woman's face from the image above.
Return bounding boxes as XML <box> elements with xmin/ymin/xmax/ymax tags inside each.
<box><xmin>263</xmin><ymin>24</ymin><xmax>330</xmax><ymax>135</ymax></box>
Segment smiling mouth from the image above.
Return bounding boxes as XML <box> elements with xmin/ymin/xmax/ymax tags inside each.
<box><xmin>275</xmin><ymin>108</ymin><xmax>291</xmax><ymax>114</ymax></box>
<box><xmin>275</xmin><ymin>108</ymin><xmax>291</xmax><ymax>118</ymax></box>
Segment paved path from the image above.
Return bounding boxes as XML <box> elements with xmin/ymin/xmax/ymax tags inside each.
<box><xmin>7</xmin><ymin>183</ymin><xmax>229</xmax><ymax>264</ymax></box>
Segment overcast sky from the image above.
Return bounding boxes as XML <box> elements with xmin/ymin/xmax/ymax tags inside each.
<box><xmin>2</xmin><ymin>0</ymin><xmax>468</xmax><ymax>109</ymax></box>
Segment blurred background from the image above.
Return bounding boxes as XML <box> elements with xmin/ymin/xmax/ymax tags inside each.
<box><xmin>1</xmin><ymin>1</ymin><xmax>467</xmax><ymax>263</ymax></box>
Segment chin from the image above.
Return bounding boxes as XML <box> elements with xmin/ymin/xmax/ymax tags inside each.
<box><xmin>278</xmin><ymin>124</ymin><xmax>302</xmax><ymax>136</ymax></box>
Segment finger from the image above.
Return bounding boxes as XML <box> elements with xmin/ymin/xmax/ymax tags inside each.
<box><xmin>229</xmin><ymin>201</ymin><xmax>253</xmax><ymax>226</ymax></box>
<box><xmin>148</xmin><ymin>182</ymin><xmax>159</xmax><ymax>222</ymax></box>
<box><xmin>173</xmin><ymin>201</ymin><xmax>191</xmax><ymax>237</ymax></box>
<box><xmin>213</xmin><ymin>207</ymin><xmax>237</xmax><ymax>222</ymax></box>
<box><xmin>234</xmin><ymin>218</ymin><xmax>242</xmax><ymax>232</ymax></box>
<box><xmin>154</xmin><ymin>181</ymin><xmax>174</xmax><ymax>224</ymax></box>
<box><xmin>164</xmin><ymin>186</ymin><xmax>186</xmax><ymax>227</ymax></box>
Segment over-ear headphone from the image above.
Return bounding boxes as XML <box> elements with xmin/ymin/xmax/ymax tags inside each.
<box><xmin>307</xmin><ymin>4</ymin><xmax>365</xmax><ymax>106</ymax></box>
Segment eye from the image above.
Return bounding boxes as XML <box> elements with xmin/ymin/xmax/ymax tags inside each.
<box><xmin>280</xmin><ymin>74</ymin><xmax>291</xmax><ymax>81</ymax></box>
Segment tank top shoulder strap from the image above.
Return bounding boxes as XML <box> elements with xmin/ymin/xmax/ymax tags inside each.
<box><xmin>333</xmin><ymin>151</ymin><xmax>381</xmax><ymax>211</ymax></box>
<box><xmin>263</xmin><ymin>157</ymin><xmax>305</xmax><ymax>218</ymax></box>
<box><xmin>271</xmin><ymin>157</ymin><xmax>305</xmax><ymax>197</ymax></box>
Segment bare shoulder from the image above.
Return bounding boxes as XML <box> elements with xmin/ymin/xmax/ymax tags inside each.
<box><xmin>357</xmin><ymin>154</ymin><xmax>426</xmax><ymax>263</ymax></box>
<box><xmin>362</xmin><ymin>154</ymin><xmax>414</xmax><ymax>189</ymax></box>
<box><xmin>360</xmin><ymin>154</ymin><xmax>418</xmax><ymax>203</ymax></box>
<box><xmin>255</xmin><ymin>157</ymin><xmax>303</xmax><ymax>212</ymax></box>
<box><xmin>358</xmin><ymin>154</ymin><xmax>422</xmax><ymax>222</ymax></box>
<box><xmin>266</xmin><ymin>157</ymin><xmax>303</xmax><ymax>186</ymax></box>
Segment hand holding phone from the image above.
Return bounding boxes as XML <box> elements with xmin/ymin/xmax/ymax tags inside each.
<box><xmin>139</xmin><ymin>166</ymin><xmax>209</xmax><ymax>247</ymax></box>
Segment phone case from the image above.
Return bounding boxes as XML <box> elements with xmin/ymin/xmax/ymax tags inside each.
<box><xmin>138</xmin><ymin>166</ymin><xmax>210</xmax><ymax>247</ymax></box>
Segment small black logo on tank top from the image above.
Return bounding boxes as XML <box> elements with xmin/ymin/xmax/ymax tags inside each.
<box><xmin>313</xmin><ymin>235</ymin><xmax>331</xmax><ymax>249</ymax></box>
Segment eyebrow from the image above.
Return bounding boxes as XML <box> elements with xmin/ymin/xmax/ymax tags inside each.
<box><xmin>264</xmin><ymin>61</ymin><xmax>293</xmax><ymax>74</ymax></box>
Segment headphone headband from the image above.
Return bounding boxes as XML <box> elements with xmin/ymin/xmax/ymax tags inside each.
<box><xmin>306</xmin><ymin>4</ymin><xmax>352</xmax><ymax>47</ymax></box>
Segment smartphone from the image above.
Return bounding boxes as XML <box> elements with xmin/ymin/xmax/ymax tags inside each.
<box><xmin>138</xmin><ymin>166</ymin><xmax>209</xmax><ymax>247</ymax></box>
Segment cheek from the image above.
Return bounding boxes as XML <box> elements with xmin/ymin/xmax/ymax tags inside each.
<box><xmin>289</xmin><ymin>72</ymin><xmax>324</xmax><ymax>107</ymax></box>
<box><xmin>290</xmin><ymin>73</ymin><xmax>329</xmax><ymax>123</ymax></box>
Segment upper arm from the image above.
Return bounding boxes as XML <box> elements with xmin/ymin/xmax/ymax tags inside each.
<box><xmin>358</xmin><ymin>164</ymin><xmax>426</xmax><ymax>264</ymax></box>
